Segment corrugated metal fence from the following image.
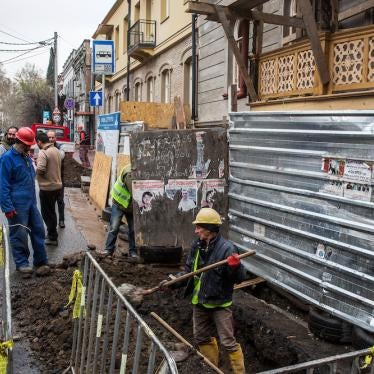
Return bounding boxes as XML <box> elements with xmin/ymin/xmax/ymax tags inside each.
<box><xmin>228</xmin><ymin>111</ymin><xmax>374</xmax><ymax>332</ymax></box>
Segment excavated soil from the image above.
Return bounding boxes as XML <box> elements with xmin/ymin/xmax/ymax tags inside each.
<box><xmin>63</xmin><ymin>157</ymin><xmax>91</xmax><ymax>187</ymax></box>
<box><xmin>11</xmin><ymin>253</ymin><xmax>352</xmax><ymax>373</ymax></box>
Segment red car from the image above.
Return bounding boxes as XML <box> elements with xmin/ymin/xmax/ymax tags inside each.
<box><xmin>30</xmin><ymin>123</ymin><xmax>70</xmax><ymax>143</ymax></box>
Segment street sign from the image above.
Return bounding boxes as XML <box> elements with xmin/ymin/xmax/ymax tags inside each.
<box><xmin>98</xmin><ymin>112</ymin><xmax>120</xmax><ymax>130</ymax></box>
<box><xmin>89</xmin><ymin>91</ymin><xmax>103</xmax><ymax>107</ymax></box>
<box><xmin>42</xmin><ymin>111</ymin><xmax>50</xmax><ymax>124</ymax></box>
<box><xmin>64</xmin><ymin>98</ymin><xmax>75</xmax><ymax>110</ymax></box>
<box><xmin>92</xmin><ymin>40</ymin><xmax>115</xmax><ymax>75</ymax></box>
<box><xmin>52</xmin><ymin>107</ymin><xmax>61</xmax><ymax>124</ymax></box>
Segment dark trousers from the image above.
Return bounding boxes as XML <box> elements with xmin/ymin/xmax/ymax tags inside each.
<box><xmin>57</xmin><ymin>186</ymin><xmax>65</xmax><ymax>222</ymax></box>
<box><xmin>39</xmin><ymin>189</ymin><xmax>61</xmax><ymax>240</ymax></box>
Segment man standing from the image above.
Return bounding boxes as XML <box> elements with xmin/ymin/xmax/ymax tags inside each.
<box><xmin>0</xmin><ymin>127</ymin><xmax>49</xmax><ymax>274</ymax></box>
<box><xmin>36</xmin><ymin>132</ymin><xmax>62</xmax><ymax>246</ymax></box>
<box><xmin>161</xmin><ymin>208</ymin><xmax>246</xmax><ymax>373</ymax></box>
<box><xmin>99</xmin><ymin>164</ymin><xmax>136</xmax><ymax>258</ymax></box>
<box><xmin>0</xmin><ymin>126</ymin><xmax>18</xmax><ymax>157</ymax></box>
<box><xmin>47</xmin><ymin>130</ymin><xmax>65</xmax><ymax>228</ymax></box>
<box><xmin>78</xmin><ymin>126</ymin><xmax>90</xmax><ymax>168</ymax></box>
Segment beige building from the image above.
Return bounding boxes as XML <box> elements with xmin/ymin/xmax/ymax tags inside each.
<box><xmin>93</xmin><ymin>0</ymin><xmax>193</xmax><ymax>115</ymax></box>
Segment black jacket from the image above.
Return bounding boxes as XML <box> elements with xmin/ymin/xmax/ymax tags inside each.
<box><xmin>180</xmin><ymin>234</ymin><xmax>247</xmax><ymax>306</ymax></box>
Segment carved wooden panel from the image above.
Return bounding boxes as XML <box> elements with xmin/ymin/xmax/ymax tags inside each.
<box><xmin>332</xmin><ymin>39</ymin><xmax>364</xmax><ymax>85</ymax></box>
<box><xmin>368</xmin><ymin>36</ymin><xmax>374</xmax><ymax>83</ymax></box>
<box><xmin>278</xmin><ymin>55</ymin><xmax>295</xmax><ymax>93</ymax></box>
<box><xmin>260</xmin><ymin>60</ymin><xmax>277</xmax><ymax>95</ymax></box>
<box><xmin>297</xmin><ymin>49</ymin><xmax>316</xmax><ymax>90</ymax></box>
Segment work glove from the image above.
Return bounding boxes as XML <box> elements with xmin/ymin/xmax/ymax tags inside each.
<box><xmin>227</xmin><ymin>253</ymin><xmax>240</xmax><ymax>268</ymax></box>
<box><xmin>158</xmin><ymin>279</ymin><xmax>170</xmax><ymax>291</ymax></box>
<box><xmin>5</xmin><ymin>210</ymin><xmax>16</xmax><ymax>219</ymax></box>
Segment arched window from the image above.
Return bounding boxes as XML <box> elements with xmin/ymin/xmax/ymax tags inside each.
<box><xmin>146</xmin><ymin>75</ymin><xmax>155</xmax><ymax>102</ymax></box>
<box><xmin>134</xmin><ymin>81</ymin><xmax>142</xmax><ymax>102</ymax></box>
<box><xmin>161</xmin><ymin>69</ymin><xmax>171</xmax><ymax>103</ymax></box>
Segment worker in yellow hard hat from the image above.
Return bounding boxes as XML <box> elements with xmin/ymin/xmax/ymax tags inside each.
<box><xmin>160</xmin><ymin>208</ymin><xmax>247</xmax><ymax>373</ymax></box>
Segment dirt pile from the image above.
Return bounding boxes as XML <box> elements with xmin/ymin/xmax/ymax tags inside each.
<box><xmin>63</xmin><ymin>157</ymin><xmax>91</xmax><ymax>187</ymax></box>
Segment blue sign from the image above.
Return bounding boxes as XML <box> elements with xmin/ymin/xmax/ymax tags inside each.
<box><xmin>64</xmin><ymin>97</ymin><xmax>75</xmax><ymax>110</ymax></box>
<box><xmin>89</xmin><ymin>91</ymin><xmax>103</xmax><ymax>107</ymax></box>
<box><xmin>98</xmin><ymin>112</ymin><xmax>120</xmax><ymax>130</ymax></box>
<box><xmin>92</xmin><ymin>40</ymin><xmax>115</xmax><ymax>75</ymax></box>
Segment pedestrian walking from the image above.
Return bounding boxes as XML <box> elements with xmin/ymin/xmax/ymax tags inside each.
<box><xmin>78</xmin><ymin>126</ymin><xmax>90</xmax><ymax>168</ymax></box>
<box><xmin>160</xmin><ymin>208</ymin><xmax>246</xmax><ymax>373</ymax></box>
<box><xmin>0</xmin><ymin>126</ymin><xmax>18</xmax><ymax>157</ymax></box>
<box><xmin>47</xmin><ymin>130</ymin><xmax>66</xmax><ymax>228</ymax></box>
<box><xmin>99</xmin><ymin>164</ymin><xmax>137</xmax><ymax>258</ymax></box>
<box><xmin>0</xmin><ymin>127</ymin><xmax>49</xmax><ymax>274</ymax></box>
<box><xmin>36</xmin><ymin>132</ymin><xmax>62</xmax><ymax>246</ymax></box>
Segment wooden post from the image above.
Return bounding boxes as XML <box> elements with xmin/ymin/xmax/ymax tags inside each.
<box><xmin>230</xmin><ymin>84</ymin><xmax>237</xmax><ymax>112</ymax></box>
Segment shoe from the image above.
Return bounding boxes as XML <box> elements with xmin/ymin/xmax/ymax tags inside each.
<box><xmin>35</xmin><ymin>265</ymin><xmax>51</xmax><ymax>276</ymax></box>
<box><xmin>45</xmin><ymin>238</ymin><xmax>58</xmax><ymax>246</ymax></box>
<box><xmin>17</xmin><ymin>266</ymin><xmax>33</xmax><ymax>274</ymax></box>
<box><xmin>129</xmin><ymin>251</ymin><xmax>138</xmax><ymax>258</ymax></box>
<box><xmin>96</xmin><ymin>249</ymin><xmax>113</xmax><ymax>257</ymax></box>
<box><xmin>59</xmin><ymin>221</ymin><xmax>65</xmax><ymax>228</ymax></box>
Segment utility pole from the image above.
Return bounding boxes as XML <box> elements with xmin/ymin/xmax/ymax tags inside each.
<box><xmin>54</xmin><ymin>32</ymin><xmax>58</xmax><ymax>108</ymax></box>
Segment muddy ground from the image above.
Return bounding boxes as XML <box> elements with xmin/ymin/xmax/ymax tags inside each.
<box><xmin>63</xmin><ymin>157</ymin><xmax>91</xmax><ymax>188</ymax></box>
<box><xmin>11</xmin><ymin>253</ymin><xmax>352</xmax><ymax>373</ymax></box>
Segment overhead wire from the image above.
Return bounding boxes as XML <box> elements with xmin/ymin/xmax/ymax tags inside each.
<box><xmin>0</xmin><ymin>38</ymin><xmax>54</xmax><ymax>46</ymax></box>
<box><xmin>1</xmin><ymin>49</ymin><xmax>50</xmax><ymax>65</ymax></box>
<box><xmin>0</xmin><ymin>29</ymin><xmax>32</xmax><ymax>43</ymax></box>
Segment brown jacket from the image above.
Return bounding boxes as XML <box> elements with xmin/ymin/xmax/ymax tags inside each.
<box><xmin>36</xmin><ymin>143</ymin><xmax>62</xmax><ymax>191</ymax></box>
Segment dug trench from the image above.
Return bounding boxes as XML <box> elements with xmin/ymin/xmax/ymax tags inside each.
<box><xmin>11</xmin><ymin>253</ymin><xmax>352</xmax><ymax>373</ymax></box>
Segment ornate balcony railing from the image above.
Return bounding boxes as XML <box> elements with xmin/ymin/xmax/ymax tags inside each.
<box><xmin>128</xmin><ymin>19</ymin><xmax>156</xmax><ymax>55</ymax></box>
<box><xmin>258</xmin><ymin>25</ymin><xmax>374</xmax><ymax>100</ymax></box>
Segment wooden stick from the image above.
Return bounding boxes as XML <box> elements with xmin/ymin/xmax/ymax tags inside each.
<box><xmin>151</xmin><ymin>312</ymin><xmax>224</xmax><ymax>374</ymax></box>
<box><xmin>234</xmin><ymin>277</ymin><xmax>265</xmax><ymax>290</ymax></box>
<box><xmin>142</xmin><ymin>250</ymin><xmax>255</xmax><ymax>296</ymax></box>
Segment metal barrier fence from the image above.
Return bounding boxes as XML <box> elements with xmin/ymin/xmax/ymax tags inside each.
<box><xmin>258</xmin><ymin>348</ymin><xmax>374</xmax><ymax>374</ymax></box>
<box><xmin>67</xmin><ymin>251</ymin><xmax>178</xmax><ymax>374</ymax></box>
<box><xmin>0</xmin><ymin>225</ymin><xmax>13</xmax><ymax>374</ymax></box>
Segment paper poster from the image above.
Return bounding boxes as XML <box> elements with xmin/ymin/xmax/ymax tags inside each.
<box><xmin>201</xmin><ymin>179</ymin><xmax>225</xmax><ymax>208</ymax></box>
<box><xmin>343</xmin><ymin>182</ymin><xmax>372</xmax><ymax>202</ymax></box>
<box><xmin>319</xmin><ymin>181</ymin><xmax>344</xmax><ymax>197</ymax></box>
<box><xmin>325</xmin><ymin>158</ymin><xmax>345</xmax><ymax>177</ymax></box>
<box><xmin>165</xmin><ymin>179</ymin><xmax>198</xmax><ymax>211</ymax></box>
<box><xmin>343</xmin><ymin>160</ymin><xmax>372</xmax><ymax>184</ymax></box>
<box><xmin>190</xmin><ymin>132</ymin><xmax>211</xmax><ymax>178</ymax></box>
<box><xmin>132</xmin><ymin>180</ymin><xmax>164</xmax><ymax>214</ymax></box>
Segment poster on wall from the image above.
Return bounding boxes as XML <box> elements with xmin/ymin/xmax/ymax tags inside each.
<box><xmin>201</xmin><ymin>179</ymin><xmax>225</xmax><ymax>208</ymax></box>
<box><xmin>343</xmin><ymin>182</ymin><xmax>372</xmax><ymax>202</ymax></box>
<box><xmin>343</xmin><ymin>160</ymin><xmax>372</xmax><ymax>184</ymax></box>
<box><xmin>133</xmin><ymin>180</ymin><xmax>164</xmax><ymax>214</ymax></box>
<box><xmin>165</xmin><ymin>180</ymin><xmax>198</xmax><ymax>212</ymax></box>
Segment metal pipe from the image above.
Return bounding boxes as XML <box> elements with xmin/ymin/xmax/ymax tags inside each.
<box><xmin>126</xmin><ymin>0</ymin><xmax>132</xmax><ymax>101</ymax></box>
<box><xmin>191</xmin><ymin>13</ymin><xmax>197</xmax><ymax>120</ymax></box>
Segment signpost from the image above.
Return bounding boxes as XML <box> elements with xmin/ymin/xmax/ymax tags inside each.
<box><xmin>89</xmin><ymin>91</ymin><xmax>103</xmax><ymax>107</ymax></box>
<box><xmin>52</xmin><ymin>107</ymin><xmax>61</xmax><ymax>124</ymax></box>
<box><xmin>64</xmin><ymin>98</ymin><xmax>75</xmax><ymax>111</ymax></box>
<box><xmin>42</xmin><ymin>111</ymin><xmax>50</xmax><ymax>124</ymax></box>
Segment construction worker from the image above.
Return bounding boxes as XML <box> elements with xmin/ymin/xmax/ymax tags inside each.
<box><xmin>0</xmin><ymin>127</ymin><xmax>49</xmax><ymax>274</ymax></box>
<box><xmin>78</xmin><ymin>125</ymin><xmax>90</xmax><ymax>168</ymax></box>
<box><xmin>161</xmin><ymin>208</ymin><xmax>246</xmax><ymax>373</ymax></box>
<box><xmin>99</xmin><ymin>164</ymin><xmax>136</xmax><ymax>258</ymax></box>
<box><xmin>0</xmin><ymin>126</ymin><xmax>18</xmax><ymax>157</ymax></box>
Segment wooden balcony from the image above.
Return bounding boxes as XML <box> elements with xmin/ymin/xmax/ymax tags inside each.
<box><xmin>258</xmin><ymin>25</ymin><xmax>374</xmax><ymax>100</ymax></box>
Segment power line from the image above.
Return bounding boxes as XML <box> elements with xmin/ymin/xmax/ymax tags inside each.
<box><xmin>0</xmin><ymin>38</ymin><xmax>54</xmax><ymax>46</ymax></box>
<box><xmin>0</xmin><ymin>29</ymin><xmax>32</xmax><ymax>43</ymax></box>
<box><xmin>0</xmin><ymin>44</ymin><xmax>52</xmax><ymax>52</ymax></box>
<box><xmin>1</xmin><ymin>49</ymin><xmax>50</xmax><ymax>65</ymax></box>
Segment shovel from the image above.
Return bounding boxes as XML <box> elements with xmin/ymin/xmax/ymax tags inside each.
<box><xmin>142</xmin><ymin>250</ymin><xmax>255</xmax><ymax>296</ymax></box>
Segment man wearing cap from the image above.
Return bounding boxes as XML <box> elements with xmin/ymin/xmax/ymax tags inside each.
<box><xmin>0</xmin><ymin>127</ymin><xmax>49</xmax><ymax>274</ymax></box>
<box><xmin>160</xmin><ymin>208</ymin><xmax>246</xmax><ymax>373</ymax></box>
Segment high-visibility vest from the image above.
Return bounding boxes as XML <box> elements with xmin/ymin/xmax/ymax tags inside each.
<box><xmin>111</xmin><ymin>165</ymin><xmax>132</xmax><ymax>209</ymax></box>
<box><xmin>191</xmin><ymin>248</ymin><xmax>232</xmax><ymax>308</ymax></box>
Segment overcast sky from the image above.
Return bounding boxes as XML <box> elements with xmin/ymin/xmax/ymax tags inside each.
<box><xmin>0</xmin><ymin>1</ymin><xmax>115</xmax><ymax>79</ymax></box>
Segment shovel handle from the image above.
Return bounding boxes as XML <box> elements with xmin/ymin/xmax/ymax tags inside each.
<box><xmin>142</xmin><ymin>250</ymin><xmax>255</xmax><ymax>296</ymax></box>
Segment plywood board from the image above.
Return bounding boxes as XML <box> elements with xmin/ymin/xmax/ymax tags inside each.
<box><xmin>89</xmin><ymin>152</ymin><xmax>112</xmax><ymax>210</ymax></box>
<box><xmin>120</xmin><ymin>101</ymin><xmax>191</xmax><ymax>129</ymax></box>
<box><xmin>116</xmin><ymin>154</ymin><xmax>131</xmax><ymax>178</ymax></box>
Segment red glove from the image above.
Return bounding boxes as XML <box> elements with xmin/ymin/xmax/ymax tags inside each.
<box><xmin>5</xmin><ymin>210</ymin><xmax>17</xmax><ymax>219</ymax></box>
<box><xmin>227</xmin><ymin>253</ymin><xmax>240</xmax><ymax>268</ymax></box>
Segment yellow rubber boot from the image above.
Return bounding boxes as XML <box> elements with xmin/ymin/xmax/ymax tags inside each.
<box><xmin>228</xmin><ymin>344</ymin><xmax>245</xmax><ymax>374</ymax></box>
<box><xmin>198</xmin><ymin>337</ymin><xmax>219</xmax><ymax>366</ymax></box>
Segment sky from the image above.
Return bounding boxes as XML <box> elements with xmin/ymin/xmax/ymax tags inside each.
<box><xmin>0</xmin><ymin>1</ymin><xmax>115</xmax><ymax>79</ymax></box>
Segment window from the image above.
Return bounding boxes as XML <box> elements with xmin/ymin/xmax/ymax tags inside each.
<box><xmin>115</xmin><ymin>91</ymin><xmax>121</xmax><ymax>111</ymax></box>
<box><xmin>123</xmin><ymin>17</ymin><xmax>128</xmax><ymax>52</ymax></box>
<box><xmin>161</xmin><ymin>0</ymin><xmax>170</xmax><ymax>22</ymax></box>
<box><xmin>134</xmin><ymin>82</ymin><xmax>141</xmax><ymax>102</ymax></box>
<box><xmin>161</xmin><ymin>69</ymin><xmax>171</xmax><ymax>103</ymax></box>
<box><xmin>115</xmin><ymin>26</ymin><xmax>120</xmax><ymax>58</ymax></box>
<box><xmin>108</xmin><ymin>95</ymin><xmax>113</xmax><ymax>113</ymax></box>
<box><xmin>283</xmin><ymin>0</ymin><xmax>297</xmax><ymax>44</ymax></box>
<box><xmin>183</xmin><ymin>58</ymin><xmax>193</xmax><ymax>107</ymax></box>
<box><xmin>146</xmin><ymin>76</ymin><xmax>154</xmax><ymax>102</ymax></box>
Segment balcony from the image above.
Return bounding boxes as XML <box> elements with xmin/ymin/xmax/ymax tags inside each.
<box><xmin>128</xmin><ymin>19</ymin><xmax>156</xmax><ymax>61</ymax></box>
<box><xmin>257</xmin><ymin>25</ymin><xmax>374</xmax><ymax>101</ymax></box>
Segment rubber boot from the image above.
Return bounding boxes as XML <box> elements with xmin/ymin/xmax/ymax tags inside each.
<box><xmin>228</xmin><ymin>344</ymin><xmax>245</xmax><ymax>374</ymax></box>
<box><xmin>198</xmin><ymin>337</ymin><xmax>219</xmax><ymax>366</ymax></box>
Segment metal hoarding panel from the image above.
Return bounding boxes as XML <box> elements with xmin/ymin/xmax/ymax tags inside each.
<box><xmin>228</xmin><ymin>111</ymin><xmax>374</xmax><ymax>332</ymax></box>
<box><xmin>130</xmin><ymin>129</ymin><xmax>228</xmax><ymax>249</ymax></box>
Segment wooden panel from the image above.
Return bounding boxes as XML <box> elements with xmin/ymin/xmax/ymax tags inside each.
<box><xmin>199</xmin><ymin>48</ymin><xmax>225</xmax><ymax>70</ymax></box>
<box><xmin>120</xmin><ymin>101</ymin><xmax>191</xmax><ymax>129</ymax></box>
<box><xmin>198</xmin><ymin>99</ymin><xmax>228</xmax><ymax>122</ymax></box>
<box><xmin>89</xmin><ymin>152</ymin><xmax>112</xmax><ymax>211</ymax></box>
<box><xmin>199</xmin><ymin>38</ymin><xmax>225</xmax><ymax>60</ymax></box>
<box><xmin>199</xmin><ymin>25</ymin><xmax>225</xmax><ymax>47</ymax></box>
<box><xmin>199</xmin><ymin>63</ymin><xmax>225</xmax><ymax>82</ymax></box>
<box><xmin>199</xmin><ymin>87</ymin><xmax>227</xmax><ymax>104</ymax></box>
<box><xmin>199</xmin><ymin>76</ymin><xmax>225</xmax><ymax>93</ymax></box>
<box><xmin>116</xmin><ymin>154</ymin><xmax>131</xmax><ymax>178</ymax></box>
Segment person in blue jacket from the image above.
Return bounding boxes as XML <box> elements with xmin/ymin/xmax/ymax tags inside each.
<box><xmin>0</xmin><ymin>127</ymin><xmax>49</xmax><ymax>274</ymax></box>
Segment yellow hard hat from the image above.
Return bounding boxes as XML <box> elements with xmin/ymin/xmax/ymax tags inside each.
<box><xmin>192</xmin><ymin>208</ymin><xmax>222</xmax><ymax>225</ymax></box>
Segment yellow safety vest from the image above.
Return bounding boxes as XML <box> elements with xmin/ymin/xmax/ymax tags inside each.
<box><xmin>111</xmin><ymin>165</ymin><xmax>132</xmax><ymax>209</ymax></box>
